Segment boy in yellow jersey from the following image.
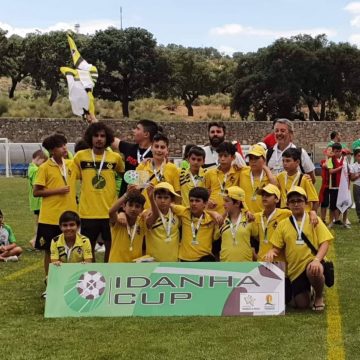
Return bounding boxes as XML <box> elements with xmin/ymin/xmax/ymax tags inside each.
<box><xmin>72</xmin><ymin>122</ymin><xmax>124</xmax><ymax>262</ymax></box>
<box><xmin>239</xmin><ymin>144</ymin><xmax>277</xmax><ymax>213</ymax></box>
<box><xmin>34</xmin><ymin>133</ymin><xmax>77</xmax><ymax>294</ymax></box>
<box><xmin>253</xmin><ymin>184</ymin><xmax>292</xmax><ymax>262</ymax></box>
<box><xmin>136</xmin><ymin>133</ymin><xmax>180</xmax><ymax>208</ymax></box>
<box><xmin>146</xmin><ymin>182</ymin><xmax>181</xmax><ymax>261</ymax></box>
<box><xmin>277</xmin><ymin>148</ymin><xmax>319</xmax><ymax>213</ymax></box>
<box><xmin>204</xmin><ymin>142</ymin><xmax>241</xmax><ymax>214</ymax></box>
<box><xmin>219</xmin><ymin>186</ymin><xmax>255</xmax><ymax>262</ymax></box>
<box><xmin>50</xmin><ymin>211</ymin><xmax>92</xmax><ymax>265</ymax></box>
<box><xmin>109</xmin><ymin>191</ymin><xmax>146</xmax><ymax>263</ymax></box>
<box><xmin>265</xmin><ymin>187</ymin><xmax>333</xmax><ymax>311</ymax></box>
<box><xmin>172</xmin><ymin>187</ymin><xmax>221</xmax><ymax>262</ymax></box>
<box><xmin>179</xmin><ymin>146</ymin><xmax>207</xmax><ymax>207</ymax></box>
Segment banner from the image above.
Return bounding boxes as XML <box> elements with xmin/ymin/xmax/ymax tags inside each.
<box><xmin>337</xmin><ymin>160</ymin><xmax>352</xmax><ymax>213</ymax></box>
<box><xmin>45</xmin><ymin>262</ymin><xmax>285</xmax><ymax>318</ymax></box>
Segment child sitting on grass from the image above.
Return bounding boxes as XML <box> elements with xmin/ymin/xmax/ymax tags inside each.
<box><xmin>50</xmin><ymin>211</ymin><xmax>92</xmax><ymax>265</ymax></box>
<box><xmin>0</xmin><ymin>209</ymin><xmax>22</xmax><ymax>262</ymax></box>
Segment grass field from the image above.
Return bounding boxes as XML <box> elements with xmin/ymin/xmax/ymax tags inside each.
<box><xmin>0</xmin><ymin>177</ymin><xmax>358</xmax><ymax>360</ymax></box>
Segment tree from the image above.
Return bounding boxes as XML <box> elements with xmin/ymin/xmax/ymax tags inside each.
<box><xmin>162</xmin><ymin>45</ymin><xmax>223</xmax><ymax>116</ymax></box>
<box><xmin>87</xmin><ymin>27</ymin><xmax>168</xmax><ymax>117</ymax></box>
<box><xmin>4</xmin><ymin>35</ymin><xmax>30</xmax><ymax>98</ymax></box>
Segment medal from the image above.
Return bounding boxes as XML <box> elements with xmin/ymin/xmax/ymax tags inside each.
<box><xmin>51</xmin><ymin>157</ymin><xmax>67</xmax><ymax>185</ymax></box>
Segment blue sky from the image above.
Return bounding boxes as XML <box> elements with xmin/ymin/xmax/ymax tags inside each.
<box><xmin>1</xmin><ymin>0</ymin><xmax>360</xmax><ymax>54</ymax></box>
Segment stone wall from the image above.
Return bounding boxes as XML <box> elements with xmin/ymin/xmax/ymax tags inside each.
<box><xmin>0</xmin><ymin>118</ymin><xmax>359</xmax><ymax>157</ymax></box>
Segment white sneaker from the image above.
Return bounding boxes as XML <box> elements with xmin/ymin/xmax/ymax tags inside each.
<box><xmin>5</xmin><ymin>255</ymin><xmax>18</xmax><ymax>262</ymax></box>
<box><xmin>345</xmin><ymin>219</ymin><xmax>351</xmax><ymax>225</ymax></box>
<box><xmin>95</xmin><ymin>244</ymin><xmax>105</xmax><ymax>253</ymax></box>
<box><xmin>41</xmin><ymin>291</ymin><xmax>47</xmax><ymax>299</ymax></box>
<box><xmin>328</xmin><ymin>222</ymin><xmax>334</xmax><ymax>229</ymax></box>
<box><xmin>343</xmin><ymin>223</ymin><xmax>351</xmax><ymax>229</ymax></box>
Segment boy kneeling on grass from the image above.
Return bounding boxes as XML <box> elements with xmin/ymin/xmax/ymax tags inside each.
<box><xmin>50</xmin><ymin>211</ymin><xmax>92</xmax><ymax>265</ymax></box>
<box><xmin>0</xmin><ymin>209</ymin><xmax>22</xmax><ymax>262</ymax></box>
<box><xmin>265</xmin><ymin>187</ymin><xmax>333</xmax><ymax>311</ymax></box>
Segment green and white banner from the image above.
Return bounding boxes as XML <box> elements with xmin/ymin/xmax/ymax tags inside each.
<box><xmin>45</xmin><ymin>262</ymin><xmax>285</xmax><ymax>317</ymax></box>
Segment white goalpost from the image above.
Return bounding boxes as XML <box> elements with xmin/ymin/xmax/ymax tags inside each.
<box><xmin>0</xmin><ymin>138</ymin><xmax>11</xmax><ymax>177</ymax></box>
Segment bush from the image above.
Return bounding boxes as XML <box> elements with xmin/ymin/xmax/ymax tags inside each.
<box><xmin>0</xmin><ymin>97</ymin><xmax>8</xmax><ymax>116</ymax></box>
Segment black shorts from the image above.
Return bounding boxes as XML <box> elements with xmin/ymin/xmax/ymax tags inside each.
<box><xmin>291</xmin><ymin>269</ymin><xmax>311</xmax><ymax>297</ymax></box>
<box><xmin>320</xmin><ymin>188</ymin><xmax>330</xmax><ymax>208</ymax></box>
<box><xmin>329</xmin><ymin>189</ymin><xmax>339</xmax><ymax>211</ymax></box>
<box><xmin>33</xmin><ymin>210</ymin><xmax>40</xmax><ymax>215</ymax></box>
<box><xmin>35</xmin><ymin>223</ymin><xmax>61</xmax><ymax>250</ymax></box>
<box><xmin>81</xmin><ymin>218</ymin><xmax>111</xmax><ymax>247</ymax></box>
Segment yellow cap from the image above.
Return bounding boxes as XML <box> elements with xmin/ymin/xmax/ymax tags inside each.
<box><xmin>246</xmin><ymin>144</ymin><xmax>266</xmax><ymax>158</ymax></box>
<box><xmin>257</xmin><ymin>184</ymin><xmax>280</xmax><ymax>199</ymax></box>
<box><xmin>287</xmin><ymin>186</ymin><xmax>307</xmax><ymax>200</ymax></box>
<box><xmin>154</xmin><ymin>182</ymin><xmax>181</xmax><ymax>197</ymax></box>
<box><xmin>222</xmin><ymin>186</ymin><xmax>245</xmax><ymax>201</ymax></box>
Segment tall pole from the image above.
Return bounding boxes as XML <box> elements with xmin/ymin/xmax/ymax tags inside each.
<box><xmin>120</xmin><ymin>6</ymin><xmax>123</xmax><ymax>30</ymax></box>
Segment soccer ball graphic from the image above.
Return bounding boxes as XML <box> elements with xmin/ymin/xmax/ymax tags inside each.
<box><xmin>76</xmin><ymin>271</ymin><xmax>106</xmax><ymax>300</ymax></box>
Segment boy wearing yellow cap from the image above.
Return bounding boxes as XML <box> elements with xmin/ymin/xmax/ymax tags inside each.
<box><xmin>146</xmin><ymin>182</ymin><xmax>181</xmax><ymax>261</ymax></box>
<box><xmin>219</xmin><ymin>186</ymin><xmax>255</xmax><ymax>262</ymax></box>
<box><xmin>252</xmin><ymin>184</ymin><xmax>292</xmax><ymax>262</ymax></box>
<box><xmin>239</xmin><ymin>144</ymin><xmax>277</xmax><ymax>213</ymax></box>
<box><xmin>265</xmin><ymin>186</ymin><xmax>333</xmax><ymax>311</ymax></box>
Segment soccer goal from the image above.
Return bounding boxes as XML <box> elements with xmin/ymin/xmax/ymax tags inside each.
<box><xmin>0</xmin><ymin>138</ymin><xmax>11</xmax><ymax>177</ymax></box>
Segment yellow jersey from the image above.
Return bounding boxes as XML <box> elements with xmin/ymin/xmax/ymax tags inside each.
<box><xmin>137</xmin><ymin>160</ymin><xmax>180</xmax><ymax>208</ymax></box>
<box><xmin>252</xmin><ymin>208</ymin><xmax>292</xmax><ymax>262</ymax></box>
<box><xmin>35</xmin><ymin>158</ymin><xmax>77</xmax><ymax>225</ymax></box>
<box><xmin>172</xmin><ymin>205</ymin><xmax>219</xmax><ymax>261</ymax></box>
<box><xmin>179</xmin><ymin>167</ymin><xmax>206</xmax><ymax>207</ymax></box>
<box><xmin>239</xmin><ymin>166</ymin><xmax>270</xmax><ymax>213</ymax></box>
<box><xmin>146</xmin><ymin>209</ymin><xmax>181</xmax><ymax>261</ymax></box>
<box><xmin>72</xmin><ymin>149</ymin><xmax>124</xmax><ymax>219</ymax></box>
<box><xmin>219</xmin><ymin>213</ymin><xmax>255</xmax><ymax>262</ymax></box>
<box><xmin>50</xmin><ymin>233</ymin><xmax>92</xmax><ymax>263</ymax></box>
<box><xmin>204</xmin><ymin>166</ymin><xmax>241</xmax><ymax>214</ymax></box>
<box><xmin>270</xmin><ymin>214</ymin><xmax>333</xmax><ymax>281</ymax></box>
<box><xmin>277</xmin><ymin>171</ymin><xmax>319</xmax><ymax>210</ymax></box>
<box><xmin>109</xmin><ymin>215</ymin><xmax>146</xmax><ymax>263</ymax></box>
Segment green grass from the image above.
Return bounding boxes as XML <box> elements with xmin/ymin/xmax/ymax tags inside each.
<box><xmin>0</xmin><ymin>177</ymin><xmax>357</xmax><ymax>360</ymax></box>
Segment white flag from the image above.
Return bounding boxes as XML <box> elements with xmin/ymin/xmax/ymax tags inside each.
<box><xmin>336</xmin><ymin>160</ymin><xmax>352</xmax><ymax>213</ymax></box>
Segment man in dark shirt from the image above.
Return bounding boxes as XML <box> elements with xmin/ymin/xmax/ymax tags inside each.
<box><xmin>111</xmin><ymin>119</ymin><xmax>160</xmax><ymax>195</ymax></box>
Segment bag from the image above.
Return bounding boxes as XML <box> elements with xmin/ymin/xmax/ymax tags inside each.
<box><xmin>289</xmin><ymin>216</ymin><xmax>334</xmax><ymax>287</ymax></box>
<box><xmin>322</xmin><ymin>260</ymin><xmax>334</xmax><ymax>287</ymax></box>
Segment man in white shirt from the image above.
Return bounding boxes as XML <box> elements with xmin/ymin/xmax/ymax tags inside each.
<box><xmin>202</xmin><ymin>121</ymin><xmax>246</xmax><ymax>169</ymax></box>
<box><xmin>266</xmin><ymin>118</ymin><xmax>316</xmax><ymax>183</ymax></box>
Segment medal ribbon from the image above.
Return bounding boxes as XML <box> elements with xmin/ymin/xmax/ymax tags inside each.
<box><xmin>292</xmin><ymin>213</ymin><xmax>306</xmax><ymax>243</ymax></box>
<box><xmin>159</xmin><ymin>209</ymin><xmax>173</xmax><ymax>242</ymax></box>
<box><xmin>285</xmin><ymin>171</ymin><xmax>301</xmax><ymax>193</ymax></box>
<box><xmin>127</xmin><ymin>223</ymin><xmax>138</xmax><ymax>251</ymax></box>
<box><xmin>191</xmin><ymin>214</ymin><xmax>204</xmax><ymax>244</ymax></box>
<box><xmin>137</xmin><ymin>146</ymin><xmax>151</xmax><ymax>164</ymax></box>
<box><xmin>51</xmin><ymin>157</ymin><xmax>67</xmax><ymax>185</ymax></box>
<box><xmin>250</xmin><ymin>170</ymin><xmax>264</xmax><ymax>199</ymax></box>
<box><xmin>228</xmin><ymin>213</ymin><xmax>243</xmax><ymax>245</ymax></box>
<box><xmin>92</xmin><ymin>150</ymin><xmax>106</xmax><ymax>180</ymax></box>
<box><xmin>260</xmin><ymin>209</ymin><xmax>277</xmax><ymax>243</ymax></box>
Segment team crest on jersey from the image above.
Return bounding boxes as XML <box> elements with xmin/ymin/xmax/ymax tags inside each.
<box><xmin>273</xmin><ymin>221</ymin><xmax>278</xmax><ymax>229</ymax></box>
<box><xmin>77</xmin><ymin>248</ymin><xmax>83</xmax><ymax>254</ymax></box>
<box><xmin>229</xmin><ymin>176</ymin><xmax>235</xmax><ymax>184</ymax></box>
<box><xmin>107</xmin><ymin>163</ymin><xmax>114</xmax><ymax>169</ymax></box>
